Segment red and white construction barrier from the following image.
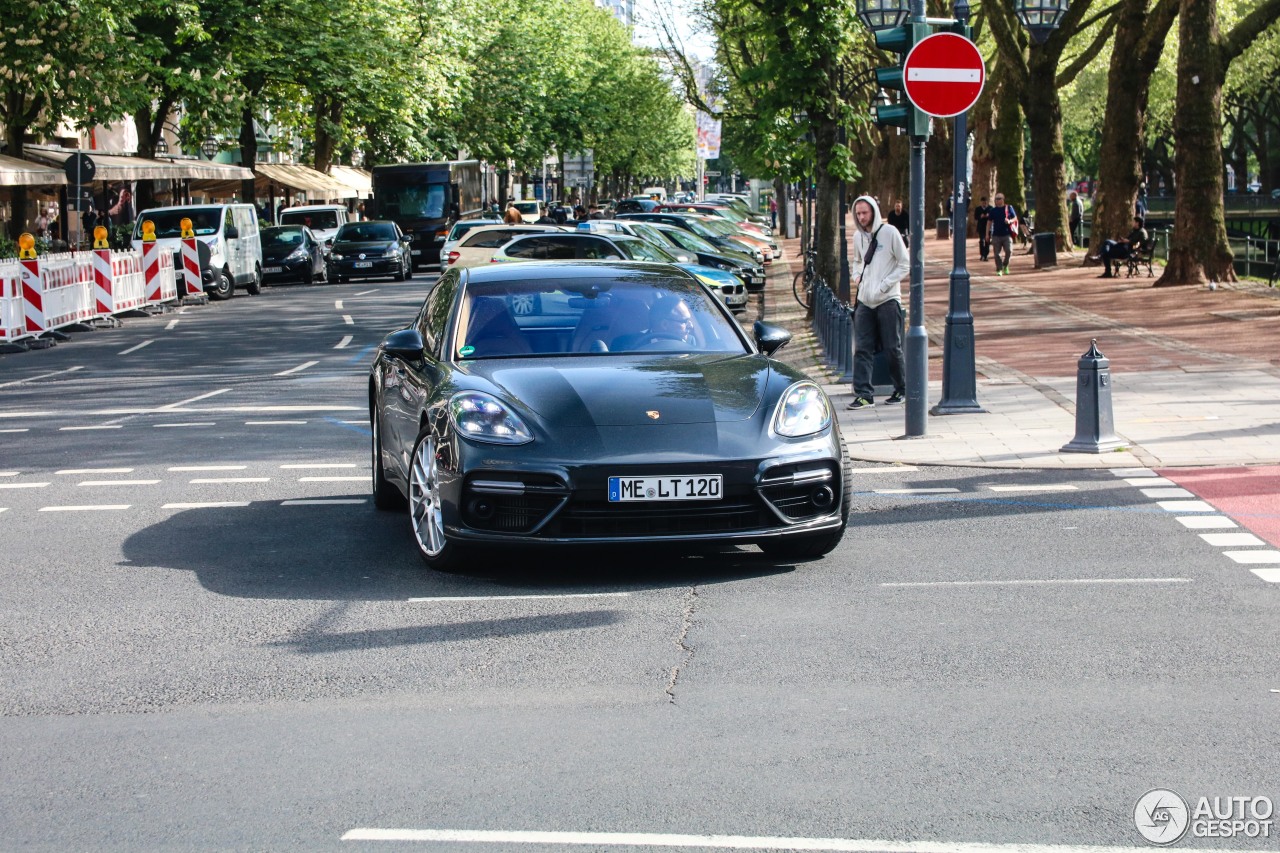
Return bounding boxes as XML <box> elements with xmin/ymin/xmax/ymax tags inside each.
<box><xmin>141</xmin><ymin>240</ymin><xmax>178</xmax><ymax>305</ymax></box>
<box><xmin>180</xmin><ymin>236</ymin><xmax>202</xmax><ymax>297</ymax></box>
<box><xmin>37</xmin><ymin>253</ymin><xmax>96</xmax><ymax>330</ymax></box>
<box><xmin>0</xmin><ymin>261</ymin><xmax>30</xmax><ymax>345</ymax></box>
<box><xmin>93</xmin><ymin>249</ymin><xmax>148</xmax><ymax>316</ymax></box>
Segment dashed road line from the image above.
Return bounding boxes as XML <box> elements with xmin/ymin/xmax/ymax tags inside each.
<box><xmin>165</xmin><ymin>319</ymin><xmax>180</xmax><ymax>330</ymax></box>
<box><xmin>281</xmin><ymin>498</ymin><xmax>366</xmax><ymax>506</ymax></box>
<box><xmin>298</xmin><ymin>476</ymin><xmax>366</xmax><ymax>482</ymax></box>
<box><xmin>280</xmin><ymin>463</ymin><xmax>358</xmax><ymax>469</ymax></box>
<box><xmin>334</xmin><ymin>300</ymin><xmax>344</xmax><ymax>310</ymax></box>
<box><xmin>60</xmin><ymin>425</ymin><xmax>123</xmax><ymax>431</ymax></box>
<box><xmin>1199</xmin><ymin>533</ymin><xmax>1265</xmax><ymax>547</ymax></box>
<box><xmin>882</xmin><ymin>578</ymin><xmax>1193</xmax><ymax>588</ymax></box>
<box><xmin>406</xmin><ymin>593</ymin><xmax>631</xmax><ymax>602</ymax></box>
<box><xmin>190</xmin><ymin>477</ymin><xmax>270</xmax><ymax>484</ymax></box>
<box><xmin>0</xmin><ymin>365</ymin><xmax>83</xmax><ymax>389</ymax></box>
<box><xmin>163</xmin><ymin>502</ymin><xmax>251</xmax><ymax>509</ymax></box>
<box><xmin>157</xmin><ymin>388</ymin><xmax>230</xmax><ymax>411</ymax></box>
<box><xmin>1253</xmin><ymin>569</ymin><xmax>1280</xmax><ymax>583</ymax></box>
<box><xmin>57</xmin><ymin>468</ymin><xmax>134</xmax><ymax>475</ymax></box>
<box><xmin>39</xmin><ymin>505</ymin><xmax>131</xmax><ymax>512</ymax></box>
<box><xmin>1157</xmin><ymin>500</ymin><xmax>1216</xmax><ymax>513</ymax></box>
<box><xmin>1125</xmin><ymin>477</ymin><xmax>1174</xmax><ymax>486</ymax></box>
<box><xmin>1223</xmin><ymin>551</ymin><xmax>1280</xmax><ymax>564</ymax></box>
<box><xmin>354</xmin><ymin>289</ymin><xmax>378</xmax><ymax>296</ymax></box>
<box><xmin>118</xmin><ymin>340</ymin><xmax>154</xmax><ymax>355</ymax></box>
<box><xmin>343</xmin><ymin>314</ymin><xmax>355</xmax><ymax>325</ymax></box>
<box><xmin>155</xmin><ymin>422</ymin><xmax>216</xmax><ymax>428</ymax></box>
<box><xmin>275</xmin><ymin>361</ymin><xmax>318</xmax><ymax>377</ymax></box>
<box><xmin>987</xmin><ymin>484</ymin><xmax>1079</xmax><ymax>493</ymax></box>
<box><xmin>874</xmin><ymin>488</ymin><xmax>961</xmax><ymax>495</ymax></box>
<box><xmin>335</xmin><ymin>335</ymin><xmax>353</xmax><ymax>349</ymax></box>
<box><xmin>0</xmin><ymin>482</ymin><xmax>50</xmax><ymax>489</ymax></box>
<box><xmin>1176</xmin><ymin>515</ymin><xmax>1236</xmax><ymax>529</ymax></box>
<box><xmin>0</xmin><ymin>428</ymin><xmax>30</xmax><ymax>433</ymax></box>
<box><xmin>1141</xmin><ymin>487</ymin><xmax>1194</xmax><ymax>499</ymax></box>
<box><xmin>245</xmin><ymin>420</ymin><xmax>308</xmax><ymax>425</ymax></box>
<box><xmin>78</xmin><ymin>480</ymin><xmax>161</xmax><ymax>487</ymax></box>
<box><xmin>169</xmin><ymin>465</ymin><xmax>247</xmax><ymax>472</ymax></box>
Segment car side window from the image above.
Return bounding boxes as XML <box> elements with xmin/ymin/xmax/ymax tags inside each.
<box><xmin>462</xmin><ymin>229</ymin><xmax>520</xmax><ymax>249</ymax></box>
<box><xmin>539</xmin><ymin>236</ymin><xmax>578</xmax><ymax>260</ymax></box>
<box><xmin>419</xmin><ymin>271</ymin><xmax>458</xmax><ymax>357</ymax></box>
<box><xmin>577</xmin><ymin>238</ymin><xmax>613</xmax><ymax>260</ymax></box>
<box><xmin>504</xmin><ymin>237</ymin><xmax>549</xmax><ymax>259</ymax></box>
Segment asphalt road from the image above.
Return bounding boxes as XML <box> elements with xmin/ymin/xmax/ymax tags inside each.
<box><xmin>2</xmin><ymin>274</ymin><xmax>1279</xmax><ymax>852</ymax></box>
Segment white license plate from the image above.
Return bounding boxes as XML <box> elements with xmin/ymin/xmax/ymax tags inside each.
<box><xmin>264</xmin><ymin>266</ymin><xmax>283</xmax><ymax>274</ymax></box>
<box><xmin>354</xmin><ymin>261</ymin><xmax>373</xmax><ymax>268</ymax></box>
<box><xmin>411</xmin><ymin>249</ymin><xmax>422</xmax><ymax>256</ymax></box>
<box><xmin>608</xmin><ymin>475</ymin><xmax>722</xmax><ymax>502</ymax></box>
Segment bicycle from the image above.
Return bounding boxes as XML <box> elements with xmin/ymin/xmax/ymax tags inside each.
<box><xmin>792</xmin><ymin>246</ymin><xmax>818</xmax><ymax>308</ymax></box>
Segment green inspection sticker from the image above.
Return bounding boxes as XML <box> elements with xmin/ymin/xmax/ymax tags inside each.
<box><xmin>459</xmin><ymin>345</ymin><xmax>475</xmax><ymax>357</ymax></box>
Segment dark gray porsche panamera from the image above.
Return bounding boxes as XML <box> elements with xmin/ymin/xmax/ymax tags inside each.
<box><xmin>369</xmin><ymin>261</ymin><xmax>850</xmax><ymax>569</ymax></box>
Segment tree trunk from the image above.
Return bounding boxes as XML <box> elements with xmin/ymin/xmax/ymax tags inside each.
<box><xmin>1024</xmin><ymin>51</ymin><xmax>1071</xmax><ymax>250</ymax></box>
<box><xmin>313</xmin><ymin>94</ymin><xmax>343</xmax><ymax>175</ymax></box>
<box><xmin>812</xmin><ymin>115</ymin><xmax>841</xmax><ymax>298</ymax></box>
<box><xmin>1156</xmin><ymin>0</ymin><xmax>1233</xmax><ymax>285</ymax></box>
<box><xmin>968</xmin><ymin>84</ymin><xmax>998</xmax><ymax>237</ymax></box>
<box><xmin>238</xmin><ymin>106</ymin><xmax>258</xmax><ymax>205</ymax></box>
<box><xmin>5</xmin><ymin>120</ymin><xmax>29</xmax><ymax>239</ymax></box>
<box><xmin>990</xmin><ymin>69</ymin><xmax>1025</xmax><ymax>212</ymax></box>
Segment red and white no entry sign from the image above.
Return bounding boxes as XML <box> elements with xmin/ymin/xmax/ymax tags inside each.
<box><xmin>903</xmin><ymin>32</ymin><xmax>986</xmax><ymax>118</ymax></box>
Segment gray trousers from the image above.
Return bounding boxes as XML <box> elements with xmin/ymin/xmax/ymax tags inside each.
<box><xmin>852</xmin><ymin>300</ymin><xmax>905</xmax><ymax>400</ymax></box>
<box><xmin>992</xmin><ymin>235</ymin><xmax>1013</xmax><ymax>270</ymax></box>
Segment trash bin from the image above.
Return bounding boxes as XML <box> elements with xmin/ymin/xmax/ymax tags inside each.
<box><xmin>936</xmin><ymin>218</ymin><xmax>951</xmax><ymax>240</ymax></box>
<box><xmin>1034</xmin><ymin>232</ymin><xmax>1057</xmax><ymax>268</ymax></box>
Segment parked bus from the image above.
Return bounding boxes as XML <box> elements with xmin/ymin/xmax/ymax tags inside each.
<box><xmin>369</xmin><ymin>160</ymin><xmax>493</xmax><ymax>271</ymax></box>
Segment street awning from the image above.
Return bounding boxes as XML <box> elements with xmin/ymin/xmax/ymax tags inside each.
<box><xmin>0</xmin><ymin>154</ymin><xmax>67</xmax><ymax>187</ymax></box>
<box><xmin>328</xmin><ymin>165</ymin><xmax>372</xmax><ymax>196</ymax></box>
<box><xmin>23</xmin><ymin>145</ymin><xmax>254</xmax><ymax>181</ymax></box>
<box><xmin>256</xmin><ymin>163</ymin><xmax>355</xmax><ymax>199</ymax></box>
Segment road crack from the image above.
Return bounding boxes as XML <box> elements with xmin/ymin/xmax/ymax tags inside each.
<box><xmin>665</xmin><ymin>586</ymin><xmax>698</xmax><ymax>704</ymax></box>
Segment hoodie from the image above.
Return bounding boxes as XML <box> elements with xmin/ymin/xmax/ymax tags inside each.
<box><xmin>851</xmin><ymin>195</ymin><xmax>909</xmax><ymax>309</ymax></box>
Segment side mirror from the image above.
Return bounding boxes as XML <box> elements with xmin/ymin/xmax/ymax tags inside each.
<box><xmin>224</xmin><ymin>225</ymin><xmax>240</xmax><ymax>240</ymax></box>
<box><xmin>753</xmin><ymin>320</ymin><xmax>791</xmax><ymax>356</ymax></box>
<box><xmin>382</xmin><ymin>328</ymin><xmax>425</xmax><ymax>362</ymax></box>
<box><xmin>403</xmin><ymin>234</ymin><xmax>413</xmax><ymax>243</ymax></box>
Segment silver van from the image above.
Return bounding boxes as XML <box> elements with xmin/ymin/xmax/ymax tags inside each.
<box><xmin>132</xmin><ymin>204</ymin><xmax>263</xmax><ymax>299</ymax></box>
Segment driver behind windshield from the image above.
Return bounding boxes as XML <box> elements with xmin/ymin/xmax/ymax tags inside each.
<box><xmin>635</xmin><ymin>297</ymin><xmax>695</xmax><ymax>347</ymax></box>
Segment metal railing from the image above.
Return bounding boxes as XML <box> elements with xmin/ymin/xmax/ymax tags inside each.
<box><xmin>808</xmin><ymin>277</ymin><xmax>854</xmax><ymax>383</ymax></box>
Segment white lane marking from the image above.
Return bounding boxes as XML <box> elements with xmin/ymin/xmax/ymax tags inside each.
<box><xmin>908</xmin><ymin>67</ymin><xmax>982</xmax><ymax>83</ymax></box>
<box><xmin>1176</xmin><ymin>515</ymin><xmax>1236</xmax><ymax>529</ymax></box>
<box><xmin>155</xmin><ymin>422</ymin><xmax>216</xmax><ymax>428</ymax></box>
<box><xmin>0</xmin><ymin>428</ymin><xmax>30</xmax><ymax>433</ymax></box>
<box><xmin>169</xmin><ymin>465</ymin><xmax>247</xmax><ymax>472</ymax></box>
<box><xmin>0</xmin><ymin>471</ymin><xmax>17</xmax><ymax>477</ymax></box>
<box><xmin>157</xmin><ymin>388</ymin><xmax>230</xmax><ymax>411</ymax></box>
<box><xmin>354</xmin><ymin>289</ymin><xmax>378</xmax><ymax>296</ymax></box>
<box><xmin>340</xmin><ymin>829</ymin><xmax>1242</xmax><ymax>852</ymax></box>
<box><xmin>298</xmin><ymin>476</ymin><xmax>366</xmax><ymax>482</ymax></box>
<box><xmin>874</xmin><ymin>488</ymin><xmax>960</xmax><ymax>494</ymax></box>
<box><xmin>118</xmin><ymin>339</ymin><xmax>154</xmax><ymax>355</ymax></box>
<box><xmin>245</xmin><ymin>420</ymin><xmax>307</xmax><ymax>425</ymax></box>
<box><xmin>334</xmin><ymin>300</ymin><xmax>344</xmax><ymax>310</ymax></box>
<box><xmin>281</xmin><ymin>499</ymin><xmax>367</xmax><ymax>506</ymax></box>
<box><xmin>165</xmin><ymin>319</ymin><xmax>180</xmax><ymax>330</ymax></box>
<box><xmin>280</xmin><ymin>463</ymin><xmax>358</xmax><ymax>469</ymax></box>
<box><xmin>0</xmin><ymin>508</ymin><xmax>7</xmax><ymax>514</ymax></box>
<box><xmin>987</xmin><ymin>485</ymin><xmax>1079</xmax><ymax>493</ymax></box>
<box><xmin>0</xmin><ymin>412</ymin><xmax>54</xmax><ymax>418</ymax></box>
<box><xmin>190</xmin><ymin>477</ymin><xmax>270</xmax><ymax>484</ymax></box>
<box><xmin>163</xmin><ymin>501</ymin><xmax>251</xmax><ymax>509</ymax></box>
<box><xmin>0</xmin><ymin>365</ymin><xmax>84</xmax><ymax>389</ymax></box>
<box><xmin>1142</xmin><ymin>487</ymin><xmax>1194</xmax><ymax>499</ymax></box>
<box><xmin>1111</xmin><ymin>468</ymin><xmax>1156</xmax><ymax>477</ymax></box>
<box><xmin>1223</xmin><ymin>551</ymin><xmax>1280</xmax><ymax>564</ymax></box>
<box><xmin>39</xmin><ymin>505</ymin><xmax>131</xmax><ymax>512</ymax></box>
<box><xmin>343</xmin><ymin>314</ymin><xmax>354</xmax><ymax>325</ymax></box>
<box><xmin>1125</xmin><ymin>476</ymin><xmax>1174</xmax><ymax>486</ymax></box>
<box><xmin>58</xmin><ymin>468</ymin><xmax>135</xmax><ymax>475</ymax></box>
<box><xmin>78</xmin><ymin>480</ymin><xmax>161</xmax><ymax>487</ymax></box>
<box><xmin>0</xmin><ymin>482</ymin><xmax>50</xmax><ymax>489</ymax></box>
<box><xmin>60</xmin><ymin>425</ymin><xmax>123</xmax><ymax>431</ymax></box>
<box><xmin>1158</xmin><ymin>500</ymin><xmax>1216</xmax><ymax>513</ymax></box>
<box><xmin>184</xmin><ymin>405</ymin><xmax>362</xmax><ymax>413</ymax></box>
<box><xmin>1253</xmin><ymin>569</ymin><xmax>1280</xmax><ymax>583</ymax></box>
<box><xmin>848</xmin><ymin>466</ymin><xmax>919</xmax><ymax>473</ymax></box>
<box><xmin>275</xmin><ymin>361</ymin><xmax>319</xmax><ymax>377</ymax></box>
<box><xmin>882</xmin><ymin>578</ymin><xmax>1192</xmax><ymax>588</ymax></box>
<box><xmin>1200</xmin><ymin>532</ymin><xmax>1265</xmax><ymax>547</ymax></box>
<box><xmin>406</xmin><ymin>593</ymin><xmax>632</xmax><ymax>602</ymax></box>
<box><xmin>335</xmin><ymin>335</ymin><xmax>353</xmax><ymax>349</ymax></box>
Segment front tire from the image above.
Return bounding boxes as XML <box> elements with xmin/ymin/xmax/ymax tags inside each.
<box><xmin>246</xmin><ymin>265</ymin><xmax>262</xmax><ymax>295</ymax></box>
<box><xmin>371</xmin><ymin>409</ymin><xmax>406</xmax><ymax>511</ymax></box>
<box><xmin>208</xmin><ymin>269</ymin><xmax>234</xmax><ymax>300</ymax></box>
<box><xmin>408</xmin><ymin>427</ymin><xmax>468</xmax><ymax>570</ymax></box>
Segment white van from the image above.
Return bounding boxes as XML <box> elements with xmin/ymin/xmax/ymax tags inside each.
<box><xmin>278</xmin><ymin>204</ymin><xmax>348</xmax><ymax>245</ymax></box>
<box><xmin>641</xmin><ymin>186</ymin><xmax>668</xmax><ymax>203</ymax></box>
<box><xmin>132</xmin><ymin>204</ymin><xmax>263</xmax><ymax>300</ymax></box>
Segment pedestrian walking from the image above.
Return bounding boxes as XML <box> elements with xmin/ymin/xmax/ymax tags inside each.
<box><xmin>1068</xmin><ymin>191</ymin><xmax>1084</xmax><ymax>248</ymax></box>
<box><xmin>847</xmin><ymin>196</ymin><xmax>909</xmax><ymax>411</ymax></box>
<box><xmin>987</xmin><ymin>193</ymin><xmax>1018</xmax><ymax>275</ymax></box>
<box><xmin>769</xmin><ymin>196</ymin><xmax>778</xmax><ymax>230</ymax></box>
<box><xmin>886</xmin><ymin>199</ymin><xmax>909</xmax><ymax>242</ymax></box>
<box><xmin>974</xmin><ymin>196</ymin><xmax>991</xmax><ymax>260</ymax></box>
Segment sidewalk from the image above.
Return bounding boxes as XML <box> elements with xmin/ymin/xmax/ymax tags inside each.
<box><xmin>763</xmin><ymin>224</ymin><xmax>1280</xmax><ymax>469</ymax></box>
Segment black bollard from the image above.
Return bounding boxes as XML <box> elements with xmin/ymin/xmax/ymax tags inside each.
<box><xmin>1061</xmin><ymin>339</ymin><xmax>1125</xmax><ymax>453</ymax></box>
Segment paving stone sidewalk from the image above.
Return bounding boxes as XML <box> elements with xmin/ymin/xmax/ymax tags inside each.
<box><xmin>761</xmin><ymin>223</ymin><xmax>1280</xmax><ymax>469</ymax></box>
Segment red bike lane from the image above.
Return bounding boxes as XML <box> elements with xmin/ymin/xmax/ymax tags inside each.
<box><xmin>1158</xmin><ymin>466</ymin><xmax>1280</xmax><ymax>547</ymax></box>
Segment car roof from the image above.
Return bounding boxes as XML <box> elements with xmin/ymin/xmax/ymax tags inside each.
<box><xmin>462</xmin><ymin>260</ymin><xmax>694</xmax><ymax>286</ymax></box>
<box><xmin>281</xmin><ymin>205</ymin><xmax>345</xmax><ymax>212</ymax></box>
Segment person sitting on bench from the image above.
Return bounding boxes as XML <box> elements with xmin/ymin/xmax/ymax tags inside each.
<box><xmin>1092</xmin><ymin>216</ymin><xmax>1147</xmax><ymax>278</ymax></box>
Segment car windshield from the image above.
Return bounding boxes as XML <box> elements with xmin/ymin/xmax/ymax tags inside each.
<box><xmin>380</xmin><ymin>182</ymin><xmax>447</xmax><ymax>220</ymax></box>
<box><xmin>453</xmin><ymin>278</ymin><xmax>745</xmax><ymax>359</ymax></box>
<box><xmin>335</xmin><ymin>222</ymin><xmax>397</xmax><ymax>242</ymax></box>
<box><xmin>135</xmin><ymin>208</ymin><xmax>221</xmax><ymax>239</ymax></box>
<box><xmin>683</xmin><ymin>218</ymin><xmax>724</xmax><ymax>239</ymax></box>
<box><xmin>448</xmin><ymin>220</ymin><xmax>500</xmax><ymax>241</ymax></box>
<box><xmin>280</xmin><ymin>210</ymin><xmax>339</xmax><ymax>230</ymax></box>
<box><xmin>662</xmin><ymin>228</ymin><xmax>719</xmax><ymax>255</ymax></box>
<box><xmin>261</xmin><ymin>227</ymin><xmax>306</xmax><ymax>247</ymax></box>
<box><xmin>617</xmin><ymin>237</ymin><xmax>678</xmax><ymax>263</ymax></box>
<box><xmin>513</xmin><ymin>202</ymin><xmax>540</xmax><ymax>214</ymax></box>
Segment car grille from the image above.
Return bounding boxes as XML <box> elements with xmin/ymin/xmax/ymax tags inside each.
<box><xmin>461</xmin><ymin>473</ymin><xmax>568</xmax><ymax>534</ymax></box>
<box><xmin>758</xmin><ymin>461</ymin><xmax>842</xmax><ymax>521</ymax></box>
<box><xmin>550</xmin><ymin>496</ymin><xmax>770</xmax><ymax>538</ymax></box>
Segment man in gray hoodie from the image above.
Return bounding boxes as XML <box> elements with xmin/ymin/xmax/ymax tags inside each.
<box><xmin>848</xmin><ymin>195</ymin><xmax>910</xmax><ymax>410</ymax></box>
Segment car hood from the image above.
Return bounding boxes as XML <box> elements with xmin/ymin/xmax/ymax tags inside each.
<box><xmin>462</xmin><ymin>353</ymin><xmax>771</xmax><ymax>426</ymax></box>
<box><xmin>332</xmin><ymin>240</ymin><xmax>395</xmax><ymax>253</ymax></box>
<box><xmin>263</xmin><ymin>245</ymin><xmax>307</xmax><ymax>261</ymax></box>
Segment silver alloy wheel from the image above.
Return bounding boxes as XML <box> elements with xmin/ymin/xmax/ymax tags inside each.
<box><xmin>410</xmin><ymin>435</ymin><xmax>445</xmax><ymax>557</ymax></box>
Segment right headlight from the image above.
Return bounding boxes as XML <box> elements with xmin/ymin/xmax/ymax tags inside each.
<box><xmin>772</xmin><ymin>381</ymin><xmax>832</xmax><ymax>438</ymax></box>
<box><xmin>449</xmin><ymin>391</ymin><xmax>533</xmax><ymax>445</ymax></box>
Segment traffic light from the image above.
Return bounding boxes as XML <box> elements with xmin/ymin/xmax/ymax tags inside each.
<box><xmin>870</xmin><ymin>22</ymin><xmax>932</xmax><ymax>138</ymax></box>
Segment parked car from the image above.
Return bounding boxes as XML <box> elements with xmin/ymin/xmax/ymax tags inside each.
<box><xmin>278</xmin><ymin>204</ymin><xmax>348</xmax><ymax>246</ymax></box>
<box><xmin>132</xmin><ymin>203</ymin><xmax>263</xmax><ymax>299</ymax></box>
<box><xmin>512</xmin><ymin>200</ymin><xmax>543</xmax><ymax>223</ymax></box>
<box><xmin>440</xmin><ymin>218</ymin><xmax>502</xmax><ymax>264</ymax></box>
<box><xmin>646</xmin><ymin>222</ymin><xmax>766</xmax><ymax>292</ymax></box>
<box><xmin>445</xmin><ymin>224</ymin><xmax>570</xmax><ymax>270</ymax></box>
<box><xmin>259</xmin><ymin>225</ymin><xmax>327</xmax><ymax>285</ymax></box>
<box><xmin>689</xmin><ymin>215</ymin><xmax>775</xmax><ymax>262</ymax></box>
<box><xmin>616</xmin><ymin>213</ymin><xmax>767</xmax><ymax>264</ymax></box>
<box><xmin>327</xmin><ymin>220</ymin><xmax>413</xmax><ymax>282</ymax></box>
<box><xmin>369</xmin><ymin>261</ymin><xmax>849</xmax><ymax>569</ymax></box>
<box><xmin>615</xmin><ymin>198</ymin><xmax>661</xmax><ymax>214</ymax></box>
<box><xmin>659</xmin><ymin>203</ymin><xmax>776</xmax><ymax>245</ymax></box>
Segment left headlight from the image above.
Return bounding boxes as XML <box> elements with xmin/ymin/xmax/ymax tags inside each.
<box><xmin>772</xmin><ymin>381</ymin><xmax>831</xmax><ymax>438</ymax></box>
<box><xmin>449</xmin><ymin>391</ymin><xmax>534</xmax><ymax>445</ymax></box>
<box><xmin>286</xmin><ymin>247</ymin><xmax>307</xmax><ymax>261</ymax></box>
